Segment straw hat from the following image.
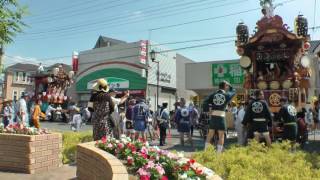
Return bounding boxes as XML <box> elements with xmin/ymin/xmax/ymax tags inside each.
<box><xmin>92</xmin><ymin>78</ymin><xmax>109</xmax><ymax>92</ymax></box>
<box><xmin>2</xmin><ymin>99</ymin><xmax>12</xmax><ymax>104</ymax></box>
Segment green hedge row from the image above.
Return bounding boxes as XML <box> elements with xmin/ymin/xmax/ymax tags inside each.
<box><xmin>62</xmin><ymin>131</ymin><xmax>93</xmax><ymax>164</ymax></box>
<box><xmin>193</xmin><ymin>141</ymin><xmax>320</xmax><ymax>180</ymax></box>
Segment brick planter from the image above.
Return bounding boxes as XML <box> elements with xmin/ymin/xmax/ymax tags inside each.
<box><xmin>0</xmin><ymin>133</ymin><xmax>62</xmax><ymax>174</ymax></box>
<box><xmin>77</xmin><ymin>142</ymin><xmax>129</xmax><ymax>180</ymax></box>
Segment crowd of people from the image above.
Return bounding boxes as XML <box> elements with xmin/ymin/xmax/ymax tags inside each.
<box><xmin>3</xmin><ymin>78</ymin><xmax>318</xmax><ymax>153</ymax></box>
<box><xmin>202</xmin><ymin>80</ymin><xmax>320</xmax><ymax>153</ymax></box>
<box><xmin>0</xmin><ymin>92</ymin><xmax>91</xmax><ymax>132</ymax></box>
<box><xmin>87</xmin><ymin>78</ymin><xmax>201</xmax><ymax>147</ymax></box>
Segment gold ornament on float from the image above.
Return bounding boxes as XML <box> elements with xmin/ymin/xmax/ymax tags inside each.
<box><xmin>270</xmin><ymin>81</ymin><xmax>280</xmax><ymax>90</ymax></box>
<box><xmin>258</xmin><ymin>81</ymin><xmax>267</xmax><ymax>90</ymax></box>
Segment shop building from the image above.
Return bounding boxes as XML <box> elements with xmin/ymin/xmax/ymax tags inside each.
<box><xmin>76</xmin><ymin>36</ymin><xmax>196</xmax><ymax>111</ymax></box>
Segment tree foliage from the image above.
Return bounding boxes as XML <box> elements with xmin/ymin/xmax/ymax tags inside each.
<box><xmin>0</xmin><ymin>0</ymin><xmax>27</xmax><ymax>45</ymax></box>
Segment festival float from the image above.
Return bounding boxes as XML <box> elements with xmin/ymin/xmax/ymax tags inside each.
<box><xmin>236</xmin><ymin>0</ymin><xmax>311</xmax><ymax>112</ymax></box>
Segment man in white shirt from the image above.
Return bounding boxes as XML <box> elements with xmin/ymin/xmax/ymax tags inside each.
<box><xmin>17</xmin><ymin>94</ymin><xmax>30</xmax><ymax>127</ymax></box>
<box><xmin>235</xmin><ymin>102</ymin><xmax>246</xmax><ymax>145</ymax></box>
<box><xmin>72</xmin><ymin>107</ymin><xmax>82</xmax><ymax>132</ymax></box>
<box><xmin>109</xmin><ymin>89</ymin><xmax>129</xmax><ymax>138</ymax></box>
<box><xmin>46</xmin><ymin>103</ymin><xmax>56</xmax><ymax>121</ymax></box>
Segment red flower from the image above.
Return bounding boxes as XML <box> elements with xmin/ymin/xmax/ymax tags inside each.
<box><xmin>161</xmin><ymin>176</ymin><xmax>169</xmax><ymax>180</ymax></box>
<box><xmin>195</xmin><ymin>168</ymin><xmax>203</xmax><ymax>175</ymax></box>
<box><xmin>101</xmin><ymin>136</ymin><xmax>107</xmax><ymax>144</ymax></box>
<box><xmin>140</xmin><ymin>175</ymin><xmax>150</xmax><ymax>180</ymax></box>
<box><xmin>140</xmin><ymin>153</ymin><xmax>148</xmax><ymax>159</ymax></box>
<box><xmin>127</xmin><ymin>156</ymin><xmax>133</xmax><ymax>166</ymax></box>
<box><xmin>189</xmin><ymin>159</ymin><xmax>195</xmax><ymax>165</ymax></box>
<box><xmin>182</xmin><ymin>164</ymin><xmax>190</xmax><ymax>171</ymax></box>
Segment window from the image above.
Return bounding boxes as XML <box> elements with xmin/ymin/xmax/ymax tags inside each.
<box><xmin>13</xmin><ymin>91</ymin><xmax>17</xmax><ymax>101</ymax></box>
<box><xmin>18</xmin><ymin>72</ymin><xmax>23</xmax><ymax>82</ymax></box>
<box><xmin>20</xmin><ymin>91</ymin><xmax>25</xmax><ymax>98</ymax></box>
<box><xmin>15</xmin><ymin>72</ymin><xmax>19</xmax><ymax>81</ymax></box>
<box><xmin>22</xmin><ymin>72</ymin><xmax>26</xmax><ymax>82</ymax></box>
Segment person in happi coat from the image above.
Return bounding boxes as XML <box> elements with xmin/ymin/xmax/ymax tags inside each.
<box><xmin>175</xmin><ymin>98</ymin><xmax>193</xmax><ymax>147</ymax></box>
<box><xmin>90</xmin><ymin>79</ymin><xmax>114</xmax><ymax>141</ymax></box>
<box><xmin>132</xmin><ymin>98</ymin><xmax>149</xmax><ymax>141</ymax></box>
<box><xmin>276</xmin><ymin>97</ymin><xmax>298</xmax><ymax>143</ymax></box>
<box><xmin>243</xmin><ymin>90</ymin><xmax>272</xmax><ymax>147</ymax></box>
<box><xmin>203</xmin><ymin>81</ymin><xmax>236</xmax><ymax>153</ymax></box>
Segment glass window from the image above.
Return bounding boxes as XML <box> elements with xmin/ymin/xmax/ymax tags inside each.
<box><xmin>22</xmin><ymin>72</ymin><xmax>26</xmax><ymax>82</ymax></box>
<box><xmin>15</xmin><ymin>72</ymin><xmax>19</xmax><ymax>81</ymax></box>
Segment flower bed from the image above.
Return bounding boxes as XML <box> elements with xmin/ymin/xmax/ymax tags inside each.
<box><xmin>95</xmin><ymin>135</ymin><xmax>220</xmax><ymax>180</ymax></box>
<box><xmin>0</xmin><ymin>123</ymin><xmax>62</xmax><ymax>174</ymax></box>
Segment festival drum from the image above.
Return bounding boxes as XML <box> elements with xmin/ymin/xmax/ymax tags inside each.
<box><xmin>282</xmin><ymin>80</ymin><xmax>293</xmax><ymax>89</ymax></box>
<box><xmin>239</xmin><ymin>56</ymin><xmax>251</xmax><ymax>69</ymax></box>
<box><xmin>270</xmin><ymin>81</ymin><xmax>280</xmax><ymax>90</ymax></box>
<box><xmin>257</xmin><ymin>81</ymin><xmax>267</xmax><ymax>90</ymax></box>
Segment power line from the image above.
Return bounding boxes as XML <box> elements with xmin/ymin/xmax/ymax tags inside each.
<box><xmin>26</xmin><ymin>0</ymin><xmax>138</xmax><ymax>23</ymax></box>
<box><xmin>18</xmin><ymin>0</ymin><xmax>245</xmax><ymax>40</ymax></box>
<box><xmin>5</xmin><ymin>38</ymin><xmax>235</xmax><ymax>63</ymax></box>
<box><xmin>150</xmin><ymin>0</ymin><xmax>298</xmax><ymax>31</ymax></box>
<box><xmin>26</xmin><ymin>0</ymin><xmax>105</xmax><ymax>19</ymax></box>
<box><xmin>24</xmin><ymin>0</ymin><xmax>224</xmax><ymax>35</ymax></box>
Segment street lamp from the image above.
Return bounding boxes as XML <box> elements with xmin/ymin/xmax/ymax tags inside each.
<box><xmin>150</xmin><ymin>50</ymin><xmax>160</xmax><ymax>113</ymax></box>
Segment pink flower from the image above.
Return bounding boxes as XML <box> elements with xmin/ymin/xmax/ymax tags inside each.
<box><xmin>140</xmin><ymin>146</ymin><xmax>148</xmax><ymax>154</ymax></box>
<box><xmin>155</xmin><ymin>164</ymin><xmax>165</xmax><ymax>175</ymax></box>
<box><xmin>107</xmin><ymin>143</ymin><xmax>113</xmax><ymax>148</ymax></box>
<box><xmin>137</xmin><ymin>168</ymin><xmax>150</xmax><ymax>176</ymax></box>
<box><xmin>146</xmin><ymin>161</ymin><xmax>155</xmax><ymax>169</ymax></box>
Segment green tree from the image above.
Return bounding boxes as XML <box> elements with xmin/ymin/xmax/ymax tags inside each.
<box><xmin>0</xmin><ymin>0</ymin><xmax>27</xmax><ymax>72</ymax></box>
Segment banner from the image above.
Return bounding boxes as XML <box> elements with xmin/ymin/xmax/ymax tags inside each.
<box><xmin>212</xmin><ymin>63</ymin><xmax>244</xmax><ymax>86</ymax></box>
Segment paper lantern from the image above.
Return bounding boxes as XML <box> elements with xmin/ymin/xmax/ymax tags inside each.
<box><xmin>42</xmin><ymin>92</ymin><xmax>46</xmax><ymax>96</ymax></box>
<box><xmin>64</xmin><ymin>96</ymin><xmax>68</xmax><ymax>100</ymax></box>
<box><xmin>53</xmin><ymin>68</ymin><xmax>59</xmax><ymax>76</ymax></box>
<box><xmin>282</xmin><ymin>80</ymin><xmax>293</xmax><ymax>89</ymax></box>
<box><xmin>68</xmin><ymin>71</ymin><xmax>74</xmax><ymax>79</ymax></box>
<box><xmin>304</xmin><ymin>42</ymin><xmax>311</xmax><ymax>50</ymax></box>
<box><xmin>236</xmin><ymin>22</ymin><xmax>249</xmax><ymax>44</ymax></box>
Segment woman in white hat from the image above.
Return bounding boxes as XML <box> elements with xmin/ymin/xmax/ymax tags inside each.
<box><xmin>90</xmin><ymin>78</ymin><xmax>115</xmax><ymax>140</ymax></box>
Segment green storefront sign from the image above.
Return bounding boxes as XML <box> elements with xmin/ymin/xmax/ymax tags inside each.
<box><xmin>212</xmin><ymin>63</ymin><xmax>244</xmax><ymax>86</ymax></box>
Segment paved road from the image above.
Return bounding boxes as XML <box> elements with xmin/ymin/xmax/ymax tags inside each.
<box><xmin>1</xmin><ymin>122</ymin><xmax>320</xmax><ymax>180</ymax></box>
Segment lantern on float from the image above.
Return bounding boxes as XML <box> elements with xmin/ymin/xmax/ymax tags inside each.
<box><xmin>295</xmin><ymin>14</ymin><xmax>308</xmax><ymax>37</ymax></box>
<box><xmin>53</xmin><ymin>68</ymin><xmax>59</xmax><ymax>76</ymax></box>
<box><xmin>72</xmin><ymin>51</ymin><xmax>79</xmax><ymax>72</ymax></box>
<box><xmin>236</xmin><ymin>22</ymin><xmax>249</xmax><ymax>45</ymax></box>
<box><xmin>68</xmin><ymin>71</ymin><xmax>74</xmax><ymax>79</ymax></box>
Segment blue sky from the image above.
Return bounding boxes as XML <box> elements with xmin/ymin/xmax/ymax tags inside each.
<box><xmin>4</xmin><ymin>0</ymin><xmax>320</xmax><ymax>66</ymax></box>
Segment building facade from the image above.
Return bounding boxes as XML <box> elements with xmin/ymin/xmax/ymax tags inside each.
<box><xmin>3</xmin><ymin>63</ymin><xmax>38</xmax><ymax>101</ymax></box>
<box><xmin>76</xmin><ymin>36</ymin><xmax>196</xmax><ymax>111</ymax></box>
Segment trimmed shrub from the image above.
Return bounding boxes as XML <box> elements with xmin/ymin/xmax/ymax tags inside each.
<box><xmin>62</xmin><ymin>131</ymin><xmax>92</xmax><ymax>164</ymax></box>
<box><xmin>193</xmin><ymin>141</ymin><xmax>320</xmax><ymax>180</ymax></box>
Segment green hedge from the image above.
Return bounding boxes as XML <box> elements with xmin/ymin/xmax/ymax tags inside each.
<box><xmin>62</xmin><ymin>131</ymin><xmax>93</xmax><ymax>164</ymax></box>
<box><xmin>193</xmin><ymin>141</ymin><xmax>320</xmax><ymax>180</ymax></box>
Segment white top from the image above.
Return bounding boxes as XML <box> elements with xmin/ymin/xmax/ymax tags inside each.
<box><xmin>235</xmin><ymin>107</ymin><xmax>245</xmax><ymax>128</ymax></box>
<box><xmin>111</xmin><ymin>97</ymin><xmax>121</xmax><ymax>122</ymax></box>
<box><xmin>72</xmin><ymin>114</ymin><xmax>82</xmax><ymax>124</ymax></box>
<box><xmin>46</xmin><ymin>105</ymin><xmax>56</xmax><ymax>116</ymax></box>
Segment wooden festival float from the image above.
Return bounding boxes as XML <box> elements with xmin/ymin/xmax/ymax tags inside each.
<box><xmin>235</xmin><ymin>0</ymin><xmax>311</xmax><ymax>112</ymax></box>
<box><xmin>33</xmin><ymin>64</ymin><xmax>75</xmax><ymax>106</ymax></box>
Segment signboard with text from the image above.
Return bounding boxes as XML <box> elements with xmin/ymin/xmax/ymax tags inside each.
<box><xmin>212</xmin><ymin>63</ymin><xmax>244</xmax><ymax>86</ymax></box>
